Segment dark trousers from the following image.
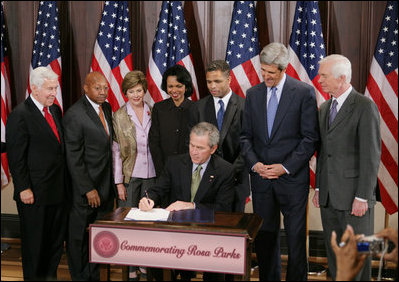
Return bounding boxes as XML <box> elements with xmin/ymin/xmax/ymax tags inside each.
<box><xmin>67</xmin><ymin>199</ymin><xmax>114</xmax><ymax>281</ymax></box>
<box><xmin>17</xmin><ymin>202</ymin><xmax>66</xmax><ymax>281</ymax></box>
<box><xmin>321</xmin><ymin>202</ymin><xmax>374</xmax><ymax>281</ymax></box>
<box><xmin>252</xmin><ymin>184</ymin><xmax>308</xmax><ymax>281</ymax></box>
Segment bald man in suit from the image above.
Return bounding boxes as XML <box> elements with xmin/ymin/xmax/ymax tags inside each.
<box><xmin>63</xmin><ymin>72</ymin><xmax>116</xmax><ymax>281</ymax></box>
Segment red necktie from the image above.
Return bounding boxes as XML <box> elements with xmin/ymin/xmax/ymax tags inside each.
<box><xmin>43</xmin><ymin>107</ymin><xmax>60</xmax><ymax>143</ymax></box>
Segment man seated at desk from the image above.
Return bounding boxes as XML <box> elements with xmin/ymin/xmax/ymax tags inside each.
<box><xmin>139</xmin><ymin>122</ymin><xmax>235</xmax><ymax>281</ymax></box>
<box><xmin>139</xmin><ymin>121</ymin><xmax>235</xmax><ymax>213</ymax></box>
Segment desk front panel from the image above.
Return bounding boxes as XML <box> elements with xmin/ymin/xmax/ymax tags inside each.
<box><xmin>90</xmin><ymin>224</ymin><xmax>247</xmax><ymax>275</ymax></box>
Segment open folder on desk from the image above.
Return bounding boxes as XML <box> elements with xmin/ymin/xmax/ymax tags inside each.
<box><xmin>168</xmin><ymin>208</ymin><xmax>214</xmax><ymax>223</ymax></box>
<box><xmin>124</xmin><ymin>208</ymin><xmax>214</xmax><ymax>223</ymax></box>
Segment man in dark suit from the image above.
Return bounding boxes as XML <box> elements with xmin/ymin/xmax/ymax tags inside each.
<box><xmin>140</xmin><ymin>122</ymin><xmax>235</xmax><ymax>281</ymax></box>
<box><xmin>190</xmin><ymin>60</ymin><xmax>248</xmax><ymax>212</ymax></box>
<box><xmin>63</xmin><ymin>72</ymin><xmax>116</xmax><ymax>281</ymax></box>
<box><xmin>140</xmin><ymin>121</ymin><xmax>235</xmax><ymax>213</ymax></box>
<box><xmin>240</xmin><ymin>43</ymin><xmax>319</xmax><ymax>281</ymax></box>
<box><xmin>312</xmin><ymin>54</ymin><xmax>381</xmax><ymax>281</ymax></box>
<box><xmin>6</xmin><ymin>67</ymin><xmax>66</xmax><ymax>280</ymax></box>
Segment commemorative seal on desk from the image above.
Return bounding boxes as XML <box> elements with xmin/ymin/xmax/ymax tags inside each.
<box><xmin>93</xmin><ymin>231</ymin><xmax>119</xmax><ymax>258</ymax></box>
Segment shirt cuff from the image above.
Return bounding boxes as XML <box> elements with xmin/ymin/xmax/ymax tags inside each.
<box><xmin>282</xmin><ymin>165</ymin><xmax>290</xmax><ymax>174</ymax></box>
<box><xmin>315</xmin><ymin>188</ymin><xmax>319</xmax><ymax>191</ymax></box>
<box><xmin>355</xmin><ymin>197</ymin><xmax>367</xmax><ymax>202</ymax></box>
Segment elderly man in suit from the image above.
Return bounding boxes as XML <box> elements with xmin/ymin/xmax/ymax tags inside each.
<box><xmin>240</xmin><ymin>42</ymin><xmax>319</xmax><ymax>281</ymax></box>
<box><xmin>6</xmin><ymin>67</ymin><xmax>66</xmax><ymax>280</ymax></box>
<box><xmin>189</xmin><ymin>60</ymin><xmax>248</xmax><ymax>212</ymax></box>
<box><xmin>63</xmin><ymin>72</ymin><xmax>116</xmax><ymax>281</ymax></box>
<box><xmin>312</xmin><ymin>54</ymin><xmax>381</xmax><ymax>281</ymax></box>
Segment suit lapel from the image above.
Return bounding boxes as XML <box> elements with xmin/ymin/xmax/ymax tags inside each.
<box><xmin>328</xmin><ymin>91</ymin><xmax>356</xmax><ymax>132</ymax></box>
<box><xmin>181</xmin><ymin>155</ymin><xmax>193</xmax><ymax>201</ymax></box>
<box><xmin>220</xmin><ymin>93</ymin><xmax>237</xmax><ymax>144</ymax></box>
<box><xmin>204</xmin><ymin>97</ymin><xmax>218</xmax><ymax>126</ymax></box>
<box><xmin>83</xmin><ymin>96</ymin><xmax>109</xmax><ymax>137</ymax></box>
<box><xmin>321</xmin><ymin>99</ymin><xmax>332</xmax><ymax>135</ymax></box>
<box><xmin>193</xmin><ymin>156</ymin><xmax>216</xmax><ymax>202</ymax></box>
<box><xmin>269</xmin><ymin>79</ymin><xmax>295</xmax><ymax>139</ymax></box>
<box><xmin>255</xmin><ymin>84</ymin><xmax>268</xmax><ymax>142</ymax></box>
<box><xmin>26</xmin><ymin>97</ymin><xmax>60</xmax><ymax>144</ymax></box>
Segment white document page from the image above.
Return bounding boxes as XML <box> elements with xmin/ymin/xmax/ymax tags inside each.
<box><xmin>124</xmin><ymin>208</ymin><xmax>170</xmax><ymax>221</ymax></box>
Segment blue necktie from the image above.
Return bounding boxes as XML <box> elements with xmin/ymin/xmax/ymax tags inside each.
<box><xmin>217</xmin><ymin>100</ymin><xmax>224</xmax><ymax>131</ymax></box>
<box><xmin>329</xmin><ymin>99</ymin><xmax>338</xmax><ymax>127</ymax></box>
<box><xmin>267</xmin><ymin>87</ymin><xmax>278</xmax><ymax>136</ymax></box>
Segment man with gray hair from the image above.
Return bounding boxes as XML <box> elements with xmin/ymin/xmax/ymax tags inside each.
<box><xmin>312</xmin><ymin>54</ymin><xmax>381</xmax><ymax>281</ymax></box>
<box><xmin>241</xmin><ymin>42</ymin><xmax>319</xmax><ymax>280</ymax></box>
<box><xmin>140</xmin><ymin>122</ymin><xmax>235</xmax><ymax>213</ymax></box>
<box><xmin>6</xmin><ymin>67</ymin><xmax>66</xmax><ymax>280</ymax></box>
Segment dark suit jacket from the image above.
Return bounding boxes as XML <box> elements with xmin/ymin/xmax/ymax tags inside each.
<box><xmin>63</xmin><ymin>95</ymin><xmax>115</xmax><ymax>205</ymax></box>
<box><xmin>316</xmin><ymin>89</ymin><xmax>381</xmax><ymax>210</ymax></box>
<box><xmin>241</xmin><ymin>75</ymin><xmax>319</xmax><ymax>190</ymax></box>
<box><xmin>148</xmin><ymin>154</ymin><xmax>235</xmax><ymax>212</ymax></box>
<box><xmin>189</xmin><ymin>93</ymin><xmax>246</xmax><ymax>181</ymax></box>
<box><xmin>6</xmin><ymin>96</ymin><xmax>65</xmax><ymax>205</ymax></box>
<box><xmin>149</xmin><ymin>98</ymin><xmax>193</xmax><ymax>176</ymax></box>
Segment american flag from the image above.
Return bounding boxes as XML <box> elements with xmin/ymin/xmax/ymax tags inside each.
<box><xmin>365</xmin><ymin>1</ymin><xmax>398</xmax><ymax>214</ymax></box>
<box><xmin>90</xmin><ymin>1</ymin><xmax>133</xmax><ymax>112</ymax></box>
<box><xmin>286</xmin><ymin>1</ymin><xmax>329</xmax><ymax>188</ymax></box>
<box><xmin>146</xmin><ymin>1</ymin><xmax>199</xmax><ymax>104</ymax></box>
<box><xmin>226</xmin><ymin>1</ymin><xmax>262</xmax><ymax>98</ymax></box>
<box><xmin>26</xmin><ymin>1</ymin><xmax>63</xmax><ymax>110</ymax></box>
<box><xmin>1</xmin><ymin>1</ymin><xmax>11</xmax><ymax>188</ymax></box>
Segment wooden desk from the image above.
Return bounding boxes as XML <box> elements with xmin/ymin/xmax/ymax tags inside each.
<box><xmin>89</xmin><ymin>207</ymin><xmax>262</xmax><ymax>281</ymax></box>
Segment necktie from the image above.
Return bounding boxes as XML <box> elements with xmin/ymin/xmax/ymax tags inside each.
<box><xmin>191</xmin><ymin>165</ymin><xmax>202</xmax><ymax>202</ymax></box>
<box><xmin>43</xmin><ymin>107</ymin><xmax>60</xmax><ymax>143</ymax></box>
<box><xmin>99</xmin><ymin>105</ymin><xmax>109</xmax><ymax>136</ymax></box>
<box><xmin>329</xmin><ymin>99</ymin><xmax>338</xmax><ymax>127</ymax></box>
<box><xmin>267</xmin><ymin>87</ymin><xmax>278</xmax><ymax>136</ymax></box>
<box><xmin>217</xmin><ymin>100</ymin><xmax>224</xmax><ymax>131</ymax></box>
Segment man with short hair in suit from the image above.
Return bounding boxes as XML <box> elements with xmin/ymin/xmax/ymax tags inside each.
<box><xmin>140</xmin><ymin>122</ymin><xmax>235</xmax><ymax>281</ymax></box>
<box><xmin>240</xmin><ymin>42</ymin><xmax>319</xmax><ymax>281</ymax></box>
<box><xmin>6</xmin><ymin>67</ymin><xmax>66</xmax><ymax>280</ymax></box>
<box><xmin>312</xmin><ymin>54</ymin><xmax>381</xmax><ymax>281</ymax></box>
<box><xmin>63</xmin><ymin>72</ymin><xmax>116</xmax><ymax>281</ymax></box>
<box><xmin>189</xmin><ymin>60</ymin><xmax>248</xmax><ymax>212</ymax></box>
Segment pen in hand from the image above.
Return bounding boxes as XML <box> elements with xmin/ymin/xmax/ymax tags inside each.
<box><xmin>144</xmin><ymin>190</ymin><xmax>151</xmax><ymax>205</ymax></box>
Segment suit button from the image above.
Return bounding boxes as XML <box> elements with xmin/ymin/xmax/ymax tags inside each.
<box><xmin>328</xmin><ymin>154</ymin><xmax>331</xmax><ymax>157</ymax></box>
<box><xmin>175</xmin><ymin>129</ymin><xmax>179</xmax><ymax>133</ymax></box>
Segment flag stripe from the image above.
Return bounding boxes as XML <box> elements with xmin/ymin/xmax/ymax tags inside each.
<box><xmin>90</xmin><ymin>1</ymin><xmax>133</xmax><ymax>112</ymax></box>
<box><xmin>225</xmin><ymin>1</ymin><xmax>261</xmax><ymax>98</ymax></box>
<box><xmin>365</xmin><ymin>1</ymin><xmax>398</xmax><ymax>214</ymax></box>
<box><xmin>146</xmin><ymin>1</ymin><xmax>199</xmax><ymax>105</ymax></box>
<box><xmin>381</xmin><ymin>141</ymin><xmax>398</xmax><ymax>185</ymax></box>
<box><xmin>230</xmin><ymin>71</ymin><xmax>246</xmax><ymax>98</ymax></box>
<box><xmin>386</xmin><ymin>71</ymin><xmax>398</xmax><ymax>97</ymax></box>
<box><xmin>366</xmin><ymin>74</ymin><xmax>398</xmax><ymax>142</ymax></box>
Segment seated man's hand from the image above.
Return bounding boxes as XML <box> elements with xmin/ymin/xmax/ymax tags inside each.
<box><xmin>86</xmin><ymin>189</ymin><xmax>101</xmax><ymax>208</ymax></box>
<box><xmin>139</xmin><ymin>197</ymin><xmax>155</xmax><ymax>211</ymax></box>
<box><xmin>166</xmin><ymin>201</ymin><xmax>195</xmax><ymax>211</ymax></box>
